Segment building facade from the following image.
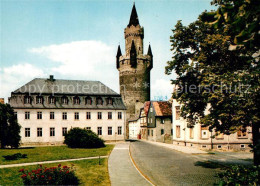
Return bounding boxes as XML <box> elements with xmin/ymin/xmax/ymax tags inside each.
<box><xmin>9</xmin><ymin>76</ymin><xmax>126</xmax><ymax>145</ymax></box>
<box><xmin>172</xmin><ymin>99</ymin><xmax>252</xmax><ymax>151</ymax></box>
<box><xmin>117</xmin><ymin>4</ymin><xmax>153</xmax><ymax>138</ymax></box>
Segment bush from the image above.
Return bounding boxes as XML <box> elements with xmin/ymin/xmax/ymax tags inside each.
<box><xmin>217</xmin><ymin>165</ymin><xmax>259</xmax><ymax>185</ymax></box>
<box><xmin>3</xmin><ymin>153</ymin><xmax>27</xmax><ymax>160</ymax></box>
<box><xmin>19</xmin><ymin>164</ymin><xmax>79</xmax><ymax>185</ymax></box>
<box><xmin>64</xmin><ymin>128</ymin><xmax>105</xmax><ymax>148</ymax></box>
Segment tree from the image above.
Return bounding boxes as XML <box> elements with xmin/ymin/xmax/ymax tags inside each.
<box><xmin>165</xmin><ymin>0</ymin><xmax>259</xmax><ymax>165</ymax></box>
<box><xmin>0</xmin><ymin>103</ymin><xmax>21</xmax><ymax>148</ymax></box>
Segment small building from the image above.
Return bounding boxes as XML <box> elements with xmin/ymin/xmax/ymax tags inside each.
<box><xmin>128</xmin><ymin>116</ymin><xmax>141</xmax><ymax>139</ymax></box>
<box><xmin>172</xmin><ymin>99</ymin><xmax>252</xmax><ymax>151</ymax></box>
<box><xmin>139</xmin><ymin>101</ymin><xmax>172</xmax><ymax>143</ymax></box>
<box><xmin>9</xmin><ymin>75</ymin><xmax>126</xmax><ymax>145</ymax></box>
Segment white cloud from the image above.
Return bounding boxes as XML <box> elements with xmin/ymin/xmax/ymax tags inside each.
<box><xmin>0</xmin><ymin>63</ymin><xmax>45</xmax><ymax>101</ymax></box>
<box><xmin>151</xmin><ymin>78</ymin><xmax>173</xmax><ymax>101</ymax></box>
<box><xmin>29</xmin><ymin>40</ymin><xmax>115</xmax><ymax>80</ymax></box>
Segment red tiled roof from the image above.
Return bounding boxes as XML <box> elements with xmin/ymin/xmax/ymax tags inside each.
<box><xmin>152</xmin><ymin>101</ymin><xmax>172</xmax><ymax>116</ymax></box>
<box><xmin>143</xmin><ymin>101</ymin><xmax>151</xmax><ymax>116</ymax></box>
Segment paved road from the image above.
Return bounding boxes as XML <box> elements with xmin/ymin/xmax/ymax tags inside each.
<box><xmin>130</xmin><ymin>141</ymin><xmax>220</xmax><ymax>186</ymax></box>
<box><xmin>108</xmin><ymin>142</ymin><xmax>151</xmax><ymax>186</ymax></box>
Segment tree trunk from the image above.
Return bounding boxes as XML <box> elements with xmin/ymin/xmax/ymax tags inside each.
<box><xmin>252</xmin><ymin>122</ymin><xmax>260</xmax><ymax>166</ymax></box>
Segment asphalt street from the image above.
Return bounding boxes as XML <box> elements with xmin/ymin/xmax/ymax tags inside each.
<box><xmin>130</xmin><ymin>141</ymin><xmax>221</xmax><ymax>186</ymax></box>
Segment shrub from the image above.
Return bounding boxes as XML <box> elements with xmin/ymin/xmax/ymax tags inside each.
<box><xmin>217</xmin><ymin>165</ymin><xmax>259</xmax><ymax>185</ymax></box>
<box><xmin>64</xmin><ymin>128</ymin><xmax>105</xmax><ymax>148</ymax></box>
<box><xmin>3</xmin><ymin>153</ymin><xmax>27</xmax><ymax>160</ymax></box>
<box><xmin>19</xmin><ymin>164</ymin><xmax>80</xmax><ymax>185</ymax></box>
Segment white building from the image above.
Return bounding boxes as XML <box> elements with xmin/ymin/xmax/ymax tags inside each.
<box><xmin>9</xmin><ymin>75</ymin><xmax>126</xmax><ymax>145</ymax></box>
<box><xmin>128</xmin><ymin>116</ymin><xmax>141</xmax><ymax>139</ymax></box>
<box><xmin>172</xmin><ymin>99</ymin><xmax>252</xmax><ymax>151</ymax></box>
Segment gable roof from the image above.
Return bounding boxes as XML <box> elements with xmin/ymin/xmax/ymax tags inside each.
<box><xmin>152</xmin><ymin>101</ymin><xmax>172</xmax><ymax>117</ymax></box>
<box><xmin>12</xmin><ymin>77</ymin><xmax>118</xmax><ymax>96</ymax></box>
<box><xmin>143</xmin><ymin>101</ymin><xmax>151</xmax><ymax>116</ymax></box>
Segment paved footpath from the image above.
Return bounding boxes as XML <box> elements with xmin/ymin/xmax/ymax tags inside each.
<box><xmin>108</xmin><ymin>142</ymin><xmax>151</xmax><ymax>186</ymax></box>
<box><xmin>0</xmin><ymin>156</ymin><xmax>108</xmax><ymax>169</ymax></box>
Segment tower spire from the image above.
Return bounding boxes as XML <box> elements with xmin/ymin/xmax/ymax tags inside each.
<box><xmin>147</xmin><ymin>43</ymin><xmax>153</xmax><ymax>57</ymax></box>
<box><xmin>130</xmin><ymin>40</ymin><xmax>137</xmax><ymax>67</ymax></box>
<box><xmin>116</xmin><ymin>45</ymin><xmax>122</xmax><ymax>69</ymax></box>
<box><xmin>128</xmin><ymin>3</ymin><xmax>139</xmax><ymax>27</ymax></box>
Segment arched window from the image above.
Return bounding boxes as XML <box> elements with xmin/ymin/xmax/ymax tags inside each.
<box><xmin>107</xmin><ymin>98</ymin><xmax>113</xmax><ymax>105</ymax></box>
<box><xmin>85</xmin><ymin>97</ymin><xmax>92</xmax><ymax>105</ymax></box>
<box><xmin>49</xmin><ymin>96</ymin><xmax>55</xmax><ymax>104</ymax></box>
<box><xmin>73</xmin><ymin>96</ymin><xmax>80</xmax><ymax>105</ymax></box>
<box><xmin>97</xmin><ymin>97</ymin><xmax>103</xmax><ymax>105</ymax></box>
<box><xmin>36</xmin><ymin>96</ymin><xmax>43</xmax><ymax>104</ymax></box>
<box><xmin>24</xmin><ymin>96</ymin><xmax>31</xmax><ymax>104</ymax></box>
<box><xmin>62</xmin><ymin>96</ymin><xmax>68</xmax><ymax>105</ymax></box>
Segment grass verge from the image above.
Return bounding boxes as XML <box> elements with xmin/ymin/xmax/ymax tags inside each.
<box><xmin>0</xmin><ymin>158</ymin><xmax>110</xmax><ymax>185</ymax></box>
<box><xmin>0</xmin><ymin>145</ymin><xmax>114</xmax><ymax>165</ymax></box>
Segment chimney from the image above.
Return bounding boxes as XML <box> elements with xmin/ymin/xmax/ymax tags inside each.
<box><xmin>0</xmin><ymin>98</ymin><xmax>4</xmax><ymax>104</ymax></box>
<box><xmin>48</xmin><ymin>75</ymin><xmax>55</xmax><ymax>82</ymax></box>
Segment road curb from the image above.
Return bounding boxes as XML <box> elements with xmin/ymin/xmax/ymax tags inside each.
<box><xmin>129</xmin><ymin>142</ymin><xmax>155</xmax><ymax>186</ymax></box>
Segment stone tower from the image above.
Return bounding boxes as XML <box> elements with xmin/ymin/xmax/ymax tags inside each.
<box><xmin>117</xmin><ymin>4</ymin><xmax>153</xmax><ymax>138</ymax></box>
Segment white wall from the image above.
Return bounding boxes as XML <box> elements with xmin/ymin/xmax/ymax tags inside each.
<box><xmin>16</xmin><ymin>109</ymin><xmax>125</xmax><ymax>144</ymax></box>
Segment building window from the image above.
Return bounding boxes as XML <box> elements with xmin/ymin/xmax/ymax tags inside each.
<box><xmin>161</xmin><ymin>129</ymin><xmax>164</xmax><ymax>135</ymax></box>
<box><xmin>73</xmin><ymin>97</ymin><xmax>80</xmax><ymax>105</ymax></box>
<box><xmin>217</xmin><ymin>145</ymin><xmax>222</xmax><ymax>149</ymax></box>
<box><xmin>98</xmin><ymin>112</ymin><xmax>102</xmax><ymax>119</ymax></box>
<box><xmin>97</xmin><ymin>97</ymin><xmax>103</xmax><ymax>105</ymax></box>
<box><xmin>237</xmin><ymin>127</ymin><xmax>247</xmax><ymax>138</ymax></box>
<box><xmin>151</xmin><ymin>129</ymin><xmax>153</xmax><ymax>136</ymax></box>
<box><xmin>50</xmin><ymin>112</ymin><xmax>55</xmax><ymax>120</ymax></box>
<box><xmin>74</xmin><ymin>112</ymin><xmax>79</xmax><ymax>120</ymax></box>
<box><xmin>148</xmin><ymin>129</ymin><xmax>150</xmax><ymax>136</ymax></box>
<box><xmin>150</xmin><ymin>118</ymin><xmax>152</xmax><ymax>123</ymax></box>
<box><xmin>108</xmin><ymin>112</ymin><xmax>112</xmax><ymax>119</ymax></box>
<box><xmin>37</xmin><ymin>112</ymin><xmax>42</xmax><ymax>120</ymax></box>
<box><xmin>240</xmin><ymin>144</ymin><xmax>245</xmax><ymax>148</ymax></box>
<box><xmin>25</xmin><ymin>128</ymin><xmax>30</xmax><ymax>137</ymax></box>
<box><xmin>190</xmin><ymin>127</ymin><xmax>194</xmax><ymax>139</ymax></box>
<box><xmin>97</xmin><ymin>127</ymin><xmax>102</xmax><ymax>135</ymax></box>
<box><xmin>14</xmin><ymin>112</ymin><xmax>17</xmax><ymax>120</ymax></box>
<box><xmin>150</xmin><ymin>108</ymin><xmax>153</xmax><ymax>112</ymax></box>
<box><xmin>107</xmin><ymin>98</ymin><xmax>113</xmax><ymax>105</ymax></box>
<box><xmin>86</xmin><ymin>112</ymin><xmax>91</xmax><ymax>119</ymax></box>
<box><xmin>201</xmin><ymin>127</ymin><xmax>209</xmax><ymax>139</ymax></box>
<box><xmin>108</xmin><ymin>127</ymin><xmax>112</xmax><ymax>135</ymax></box>
<box><xmin>175</xmin><ymin>106</ymin><xmax>180</xmax><ymax>120</ymax></box>
<box><xmin>118</xmin><ymin>112</ymin><xmax>122</xmax><ymax>119</ymax></box>
<box><xmin>176</xmin><ymin>126</ymin><xmax>180</xmax><ymax>138</ymax></box>
<box><xmin>50</xmin><ymin>128</ymin><xmax>55</xmax><ymax>136</ymax></box>
<box><xmin>161</xmin><ymin>118</ymin><xmax>165</xmax><ymax>124</ymax></box>
<box><xmin>62</xmin><ymin>127</ymin><xmax>67</xmax><ymax>136</ymax></box>
<box><xmin>86</xmin><ymin>97</ymin><xmax>92</xmax><ymax>105</ymax></box>
<box><xmin>24</xmin><ymin>96</ymin><xmax>31</xmax><ymax>104</ymax></box>
<box><xmin>62</xmin><ymin>97</ymin><xmax>68</xmax><ymax>105</ymax></box>
<box><xmin>25</xmin><ymin>112</ymin><xmax>30</xmax><ymax>120</ymax></box>
<box><xmin>36</xmin><ymin>96</ymin><xmax>43</xmax><ymax>104</ymax></box>
<box><xmin>118</xmin><ymin>126</ymin><xmax>122</xmax><ymax>135</ymax></box>
<box><xmin>37</xmin><ymin>128</ymin><xmax>42</xmax><ymax>137</ymax></box>
<box><xmin>171</xmin><ymin>129</ymin><xmax>173</xmax><ymax>136</ymax></box>
<box><xmin>86</xmin><ymin>127</ymin><xmax>91</xmax><ymax>130</ymax></box>
<box><xmin>49</xmin><ymin>96</ymin><xmax>55</xmax><ymax>104</ymax></box>
<box><xmin>62</xmin><ymin>112</ymin><xmax>67</xmax><ymax>120</ymax></box>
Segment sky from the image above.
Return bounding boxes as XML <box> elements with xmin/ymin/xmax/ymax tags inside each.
<box><xmin>0</xmin><ymin>0</ymin><xmax>215</xmax><ymax>102</ymax></box>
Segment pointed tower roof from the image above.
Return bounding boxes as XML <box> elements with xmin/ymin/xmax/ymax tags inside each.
<box><xmin>127</xmin><ymin>3</ymin><xmax>140</xmax><ymax>27</ymax></box>
<box><xmin>130</xmin><ymin>40</ymin><xmax>136</xmax><ymax>53</ymax></box>
<box><xmin>147</xmin><ymin>44</ymin><xmax>153</xmax><ymax>56</ymax></box>
<box><xmin>116</xmin><ymin>45</ymin><xmax>122</xmax><ymax>57</ymax></box>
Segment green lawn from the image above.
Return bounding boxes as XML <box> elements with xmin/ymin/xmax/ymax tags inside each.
<box><xmin>0</xmin><ymin>158</ymin><xmax>111</xmax><ymax>185</ymax></box>
<box><xmin>0</xmin><ymin>145</ymin><xmax>114</xmax><ymax>165</ymax></box>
